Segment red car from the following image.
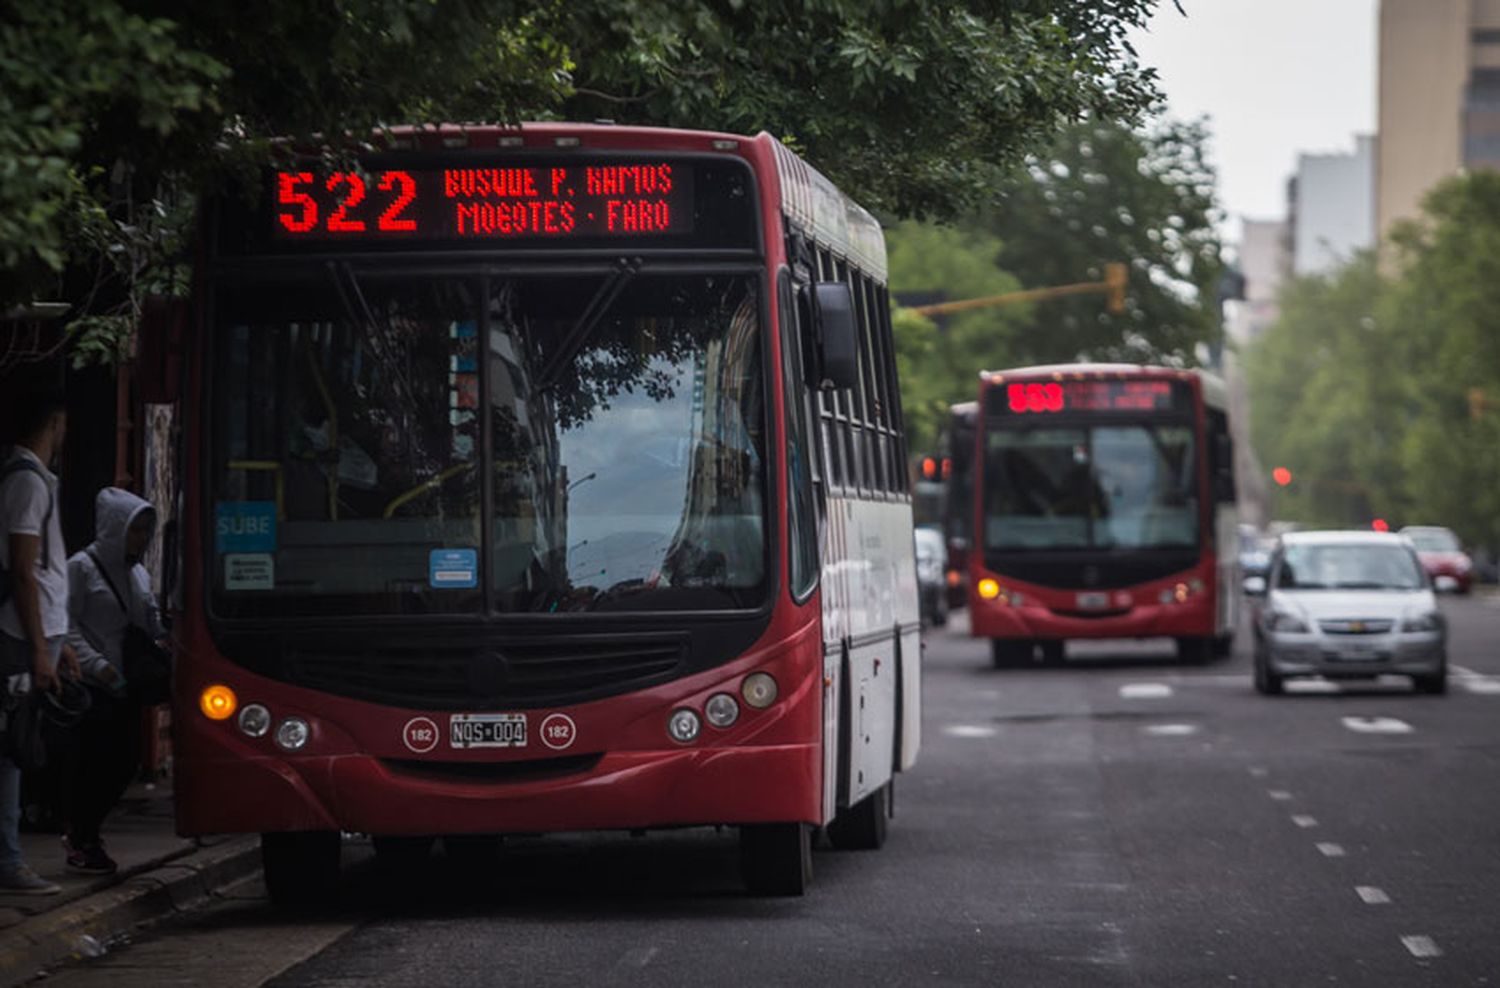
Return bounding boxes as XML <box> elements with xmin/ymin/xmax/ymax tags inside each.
<box><xmin>1400</xmin><ymin>526</ymin><xmax>1473</xmax><ymax>593</ymax></box>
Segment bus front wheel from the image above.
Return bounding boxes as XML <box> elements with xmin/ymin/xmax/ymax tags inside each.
<box><xmin>826</xmin><ymin>783</ymin><xmax>890</xmax><ymax>851</ymax></box>
<box><xmin>991</xmin><ymin>639</ymin><xmax>1032</xmax><ymax>668</ymax></box>
<box><xmin>261</xmin><ymin>831</ymin><xmax>341</xmax><ymax>906</ymax></box>
<box><xmin>740</xmin><ymin>823</ymin><xmax>812</xmax><ymax>896</ymax></box>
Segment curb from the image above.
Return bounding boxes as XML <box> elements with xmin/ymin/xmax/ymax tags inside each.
<box><xmin>0</xmin><ymin>837</ymin><xmax>261</xmax><ymax>988</ymax></box>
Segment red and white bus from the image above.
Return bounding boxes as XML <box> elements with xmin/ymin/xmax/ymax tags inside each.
<box><xmin>146</xmin><ymin>124</ymin><xmax>920</xmax><ymax>900</ymax></box>
<box><xmin>965</xmin><ymin>364</ymin><xmax>1238</xmax><ymax>665</ymax></box>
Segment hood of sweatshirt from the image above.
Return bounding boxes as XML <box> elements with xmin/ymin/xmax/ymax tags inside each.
<box><xmin>89</xmin><ymin>487</ymin><xmax>156</xmax><ymax>591</ymax></box>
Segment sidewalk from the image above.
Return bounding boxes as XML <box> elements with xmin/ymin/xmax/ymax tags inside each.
<box><xmin>0</xmin><ymin>781</ymin><xmax>261</xmax><ymax>987</ymax></box>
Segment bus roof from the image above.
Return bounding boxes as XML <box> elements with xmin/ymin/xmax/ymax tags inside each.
<box><xmin>366</xmin><ymin>122</ymin><xmax>887</xmax><ymax>281</ymax></box>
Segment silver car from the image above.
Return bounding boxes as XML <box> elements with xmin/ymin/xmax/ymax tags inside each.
<box><xmin>1246</xmin><ymin>531</ymin><xmax>1446</xmax><ymax>695</ymax></box>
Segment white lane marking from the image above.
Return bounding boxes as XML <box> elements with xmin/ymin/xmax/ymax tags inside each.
<box><xmin>1268</xmin><ymin>790</ymin><xmax>1293</xmax><ymax>801</ymax></box>
<box><xmin>1401</xmin><ymin>935</ymin><xmax>1442</xmax><ymax>958</ymax></box>
<box><xmin>1316</xmin><ymin>842</ymin><xmax>1346</xmax><ymax>858</ymax></box>
<box><xmin>1285</xmin><ymin>679</ymin><xmax>1341</xmax><ymax>694</ymax></box>
<box><xmin>1356</xmin><ymin>886</ymin><xmax>1391</xmax><ymax>905</ymax></box>
<box><xmin>1142</xmin><ymin>723</ymin><xmax>1198</xmax><ymax>737</ymax></box>
<box><xmin>1291</xmin><ymin>815</ymin><xmax>1318</xmax><ymax>829</ymax></box>
<box><xmin>1120</xmin><ymin>683</ymin><xmax>1173</xmax><ymax>699</ymax></box>
<box><xmin>1452</xmin><ymin>667</ymin><xmax>1500</xmax><ymax>694</ymax></box>
<box><xmin>1341</xmin><ymin>716</ymin><xmax>1414</xmax><ymax>734</ymax></box>
<box><xmin>619</xmin><ymin>947</ymin><xmax>659</xmax><ymax>968</ymax></box>
<box><xmin>943</xmin><ymin>724</ymin><xmax>998</xmax><ymax>739</ymax></box>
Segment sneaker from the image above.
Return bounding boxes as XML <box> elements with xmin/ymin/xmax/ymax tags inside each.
<box><xmin>63</xmin><ymin>837</ymin><xmax>117</xmax><ymax>876</ymax></box>
<box><xmin>0</xmin><ymin>866</ymin><xmax>63</xmax><ymax>895</ymax></box>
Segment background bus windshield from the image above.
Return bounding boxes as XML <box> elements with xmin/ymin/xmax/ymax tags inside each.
<box><xmin>984</xmin><ymin>424</ymin><xmax>1198</xmax><ymax>551</ymax></box>
<box><xmin>211</xmin><ymin>271</ymin><xmax>765</xmax><ymax>617</ymax></box>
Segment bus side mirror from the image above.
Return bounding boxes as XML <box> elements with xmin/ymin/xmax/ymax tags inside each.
<box><xmin>137</xmin><ymin>295</ymin><xmax>188</xmax><ymax>404</ymax></box>
<box><xmin>813</xmin><ymin>282</ymin><xmax>858</xmax><ymax>391</ymax></box>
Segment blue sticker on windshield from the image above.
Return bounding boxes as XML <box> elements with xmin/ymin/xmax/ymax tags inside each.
<box><xmin>429</xmin><ymin>548</ymin><xmax>478</xmax><ymax>589</ymax></box>
<box><xmin>215</xmin><ymin>501</ymin><xmax>277</xmax><ymax>553</ymax></box>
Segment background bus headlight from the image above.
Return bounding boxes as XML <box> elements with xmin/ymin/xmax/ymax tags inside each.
<box><xmin>741</xmin><ymin>673</ymin><xmax>778</xmax><ymax>709</ymax></box>
<box><xmin>704</xmin><ymin>693</ymin><xmax>740</xmax><ymax>728</ymax></box>
<box><xmin>275</xmin><ymin>717</ymin><xmax>310</xmax><ymax>751</ymax></box>
<box><xmin>237</xmin><ymin>703</ymin><xmax>271</xmax><ymax>738</ymax></box>
<box><xmin>667</xmin><ymin>709</ymin><xmax>701</xmax><ymax>743</ymax></box>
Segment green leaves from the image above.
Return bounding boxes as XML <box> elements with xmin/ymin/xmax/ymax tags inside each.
<box><xmin>1246</xmin><ymin>172</ymin><xmax>1500</xmax><ymax>548</ymax></box>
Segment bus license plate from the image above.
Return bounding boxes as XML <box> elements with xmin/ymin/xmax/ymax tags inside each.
<box><xmin>450</xmin><ymin>713</ymin><xmax>527</xmax><ymax>749</ymax></box>
<box><xmin>1076</xmin><ymin>592</ymin><xmax>1110</xmax><ymax>610</ymax></box>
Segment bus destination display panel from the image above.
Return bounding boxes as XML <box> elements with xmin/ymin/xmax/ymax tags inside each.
<box><xmin>271</xmin><ymin>162</ymin><xmax>694</xmax><ymax>242</ymax></box>
<box><xmin>991</xmin><ymin>379</ymin><xmax>1192</xmax><ymax>416</ymax></box>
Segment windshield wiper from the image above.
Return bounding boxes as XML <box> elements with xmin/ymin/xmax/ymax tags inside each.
<box><xmin>537</xmin><ymin>257</ymin><xmax>641</xmax><ymax>390</ymax></box>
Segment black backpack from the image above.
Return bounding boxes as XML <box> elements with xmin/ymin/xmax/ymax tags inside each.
<box><xmin>0</xmin><ymin>456</ymin><xmax>54</xmax><ymax>610</ymax></box>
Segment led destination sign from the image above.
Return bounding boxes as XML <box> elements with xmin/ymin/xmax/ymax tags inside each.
<box><xmin>270</xmin><ymin>162</ymin><xmax>694</xmax><ymax>242</ymax></box>
<box><xmin>995</xmin><ymin>379</ymin><xmax>1190</xmax><ymax>415</ymax></box>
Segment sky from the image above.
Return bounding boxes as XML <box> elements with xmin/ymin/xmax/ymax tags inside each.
<box><xmin>1129</xmin><ymin>0</ymin><xmax>1378</xmax><ymax>238</ymax></box>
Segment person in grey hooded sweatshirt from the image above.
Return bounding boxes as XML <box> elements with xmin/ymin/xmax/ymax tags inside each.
<box><xmin>58</xmin><ymin>487</ymin><xmax>166</xmax><ymax>875</ymax></box>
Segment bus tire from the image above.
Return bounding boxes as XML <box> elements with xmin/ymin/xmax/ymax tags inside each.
<box><xmin>826</xmin><ymin>783</ymin><xmax>889</xmax><ymax>851</ymax></box>
<box><xmin>740</xmin><ymin>823</ymin><xmax>812</xmax><ymax>896</ymax></box>
<box><xmin>991</xmin><ymin>639</ymin><xmax>1031</xmax><ymax>668</ymax></box>
<box><xmin>1175</xmin><ymin>636</ymin><xmax>1214</xmax><ymax>664</ymax></box>
<box><xmin>262</xmin><ymin>831</ymin><xmax>341</xmax><ymax>907</ymax></box>
<box><xmin>1039</xmin><ymin>640</ymin><xmax>1065</xmax><ymax>666</ymax></box>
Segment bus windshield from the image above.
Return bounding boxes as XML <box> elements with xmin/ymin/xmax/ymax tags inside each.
<box><xmin>983</xmin><ymin>423</ymin><xmax>1198</xmax><ymax>551</ymax></box>
<box><xmin>210</xmin><ymin>270</ymin><xmax>766</xmax><ymax>617</ymax></box>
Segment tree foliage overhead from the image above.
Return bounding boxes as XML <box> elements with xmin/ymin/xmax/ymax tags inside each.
<box><xmin>887</xmin><ymin>113</ymin><xmax>1225</xmax><ymax>452</ymax></box>
<box><xmin>1245</xmin><ymin>172</ymin><xmax>1500</xmax><ymax>550</ymax></box>
<box><xmin>1</xmin><ymin>0</ymin><xmax>1170</xmax><ymax>328</ymax></box>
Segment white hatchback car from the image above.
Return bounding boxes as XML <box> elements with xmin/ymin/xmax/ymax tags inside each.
<box><xmin>1246</xmin><ymin>531</ymin><xmax>1446</xmax><ymax>695</ymax></box>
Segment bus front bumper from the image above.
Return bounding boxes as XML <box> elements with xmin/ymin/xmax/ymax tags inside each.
<box><xmin>970</xmin><ymin>591</ymin><xmax>1215</xmax><ymax>641</ymax></box>
<box><xmin>175</xmin><ymin>741</ymin><xmax>821</xmax><ymax>836</ymax></box>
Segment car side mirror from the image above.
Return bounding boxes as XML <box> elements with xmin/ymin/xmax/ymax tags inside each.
<box><xmin>137</xmin><ymin>295</ymin><xmax>188</xmax><ymax>404</ymax></box>
<box><xmin>1242</xmin><ymin>575</ymin><xmax>1267</xmax><ymax>597</ymax></box>
<box><xmin>812</xmin><ymin>281</ymin><xmax>858</xmax><ymax>391</ymax></box>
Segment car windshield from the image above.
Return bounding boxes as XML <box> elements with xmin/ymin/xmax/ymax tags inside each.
<box><xmin>1275</xmin><ymin>543</ymin><xmax>1425</xmax><ymax>591</ymax></box>
<box><xmin>983</xmin><ymin>423</ymin><xmax>1198</xmax><ymax>551</ymax></box>
<box><xmin>210</xmin><ymin>270</ymin><xmax>766</xmax><ymax>617</ymax></box>
<box><xmin>1403</xmin><ymin>529</ymin><xmax>1460</xmax><ymax>552</ymax></box>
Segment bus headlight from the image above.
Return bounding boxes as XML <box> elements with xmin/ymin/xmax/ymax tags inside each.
<box><xmin>275</xmin><ymin>717</ymin><xmax>311</xmax><ymax>752</ymax></box>
<box><xmin>237</xmin><ymin>703</ymin><xmax>271</xmax><ymax>738</ymax></box>
<box><xmin>704</xmin><ymin>693</ymin><xmax>740</xmax><ymax>728</ymax></box>
<box><xmin>741</xmin><ymin>673</ymin><xmax>778</xmax><ymax>709</ymax></box>
<box><xmin>667</xmin><ymin>708</ymin><xmax>701</xmax><ymax>743</ymax></box>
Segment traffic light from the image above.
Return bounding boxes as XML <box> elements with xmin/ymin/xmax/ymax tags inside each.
<box><xmin>1104</xmin><ymin>262</ymin><xmax>1127</xmax><ymax>314</ymax></box>
<box><xmin>1272</xmin><ymin>467</ymin><xmax>1293</xmax><ymax>487</ymax></box>
<box><xmin>1372</xmin><ymin>518</ymin><xmax>1390</xmax><ymax>532</ymax></box>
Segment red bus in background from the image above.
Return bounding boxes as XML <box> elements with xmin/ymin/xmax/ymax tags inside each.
<box><xmin>155</xmin><ymin>123</ymin><xmax>920</xmax><ymax>902</ymax></box>
<box><xmin>967</xmin><ymin>364</ymin><xmax>1238</xmax><ymax>666</ymax></box>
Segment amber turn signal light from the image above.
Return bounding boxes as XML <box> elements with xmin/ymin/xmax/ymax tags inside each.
<box><xmin>977</xmin><ymin>578</ymin><xmax>1001</xmax><ymax>600</ymax></box>
<box><xmin>200</xmin><ymin>684</ymin><xmax>238</xmax><ymax>721</ymax></box>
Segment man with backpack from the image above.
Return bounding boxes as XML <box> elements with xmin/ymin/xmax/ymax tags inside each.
<box><xmin>1</xmin><ymin>389</ymin><xmax>80</xmax><ymax>895</ymax></box>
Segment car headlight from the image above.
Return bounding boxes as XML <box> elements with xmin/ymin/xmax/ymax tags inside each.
<box><xmin>1266</xmin><ymin>611</ymin><xmax>1309</xmax><ymax>633</ymax></box>
<box><xmin>1455</xmin><ymin>557</ymin><xmax>1472</xmax><ymax>572</ymax></box>
<box><xmin>1401</xmin><ymin>611</ymin><xmax>1442</xmax><ymax>633</ymax></box>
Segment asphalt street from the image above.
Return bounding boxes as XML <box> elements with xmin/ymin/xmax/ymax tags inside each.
<box><xmin>33</xmin><ymin>592</ymin><xmax>1500</xmax><ymax>987</ymax></box>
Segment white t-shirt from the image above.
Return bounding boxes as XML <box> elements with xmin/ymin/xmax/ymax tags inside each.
<box><xmin>1</xmin><ymin>447</ymin><xmax>69</xmax><ymax>639</ymax></box>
